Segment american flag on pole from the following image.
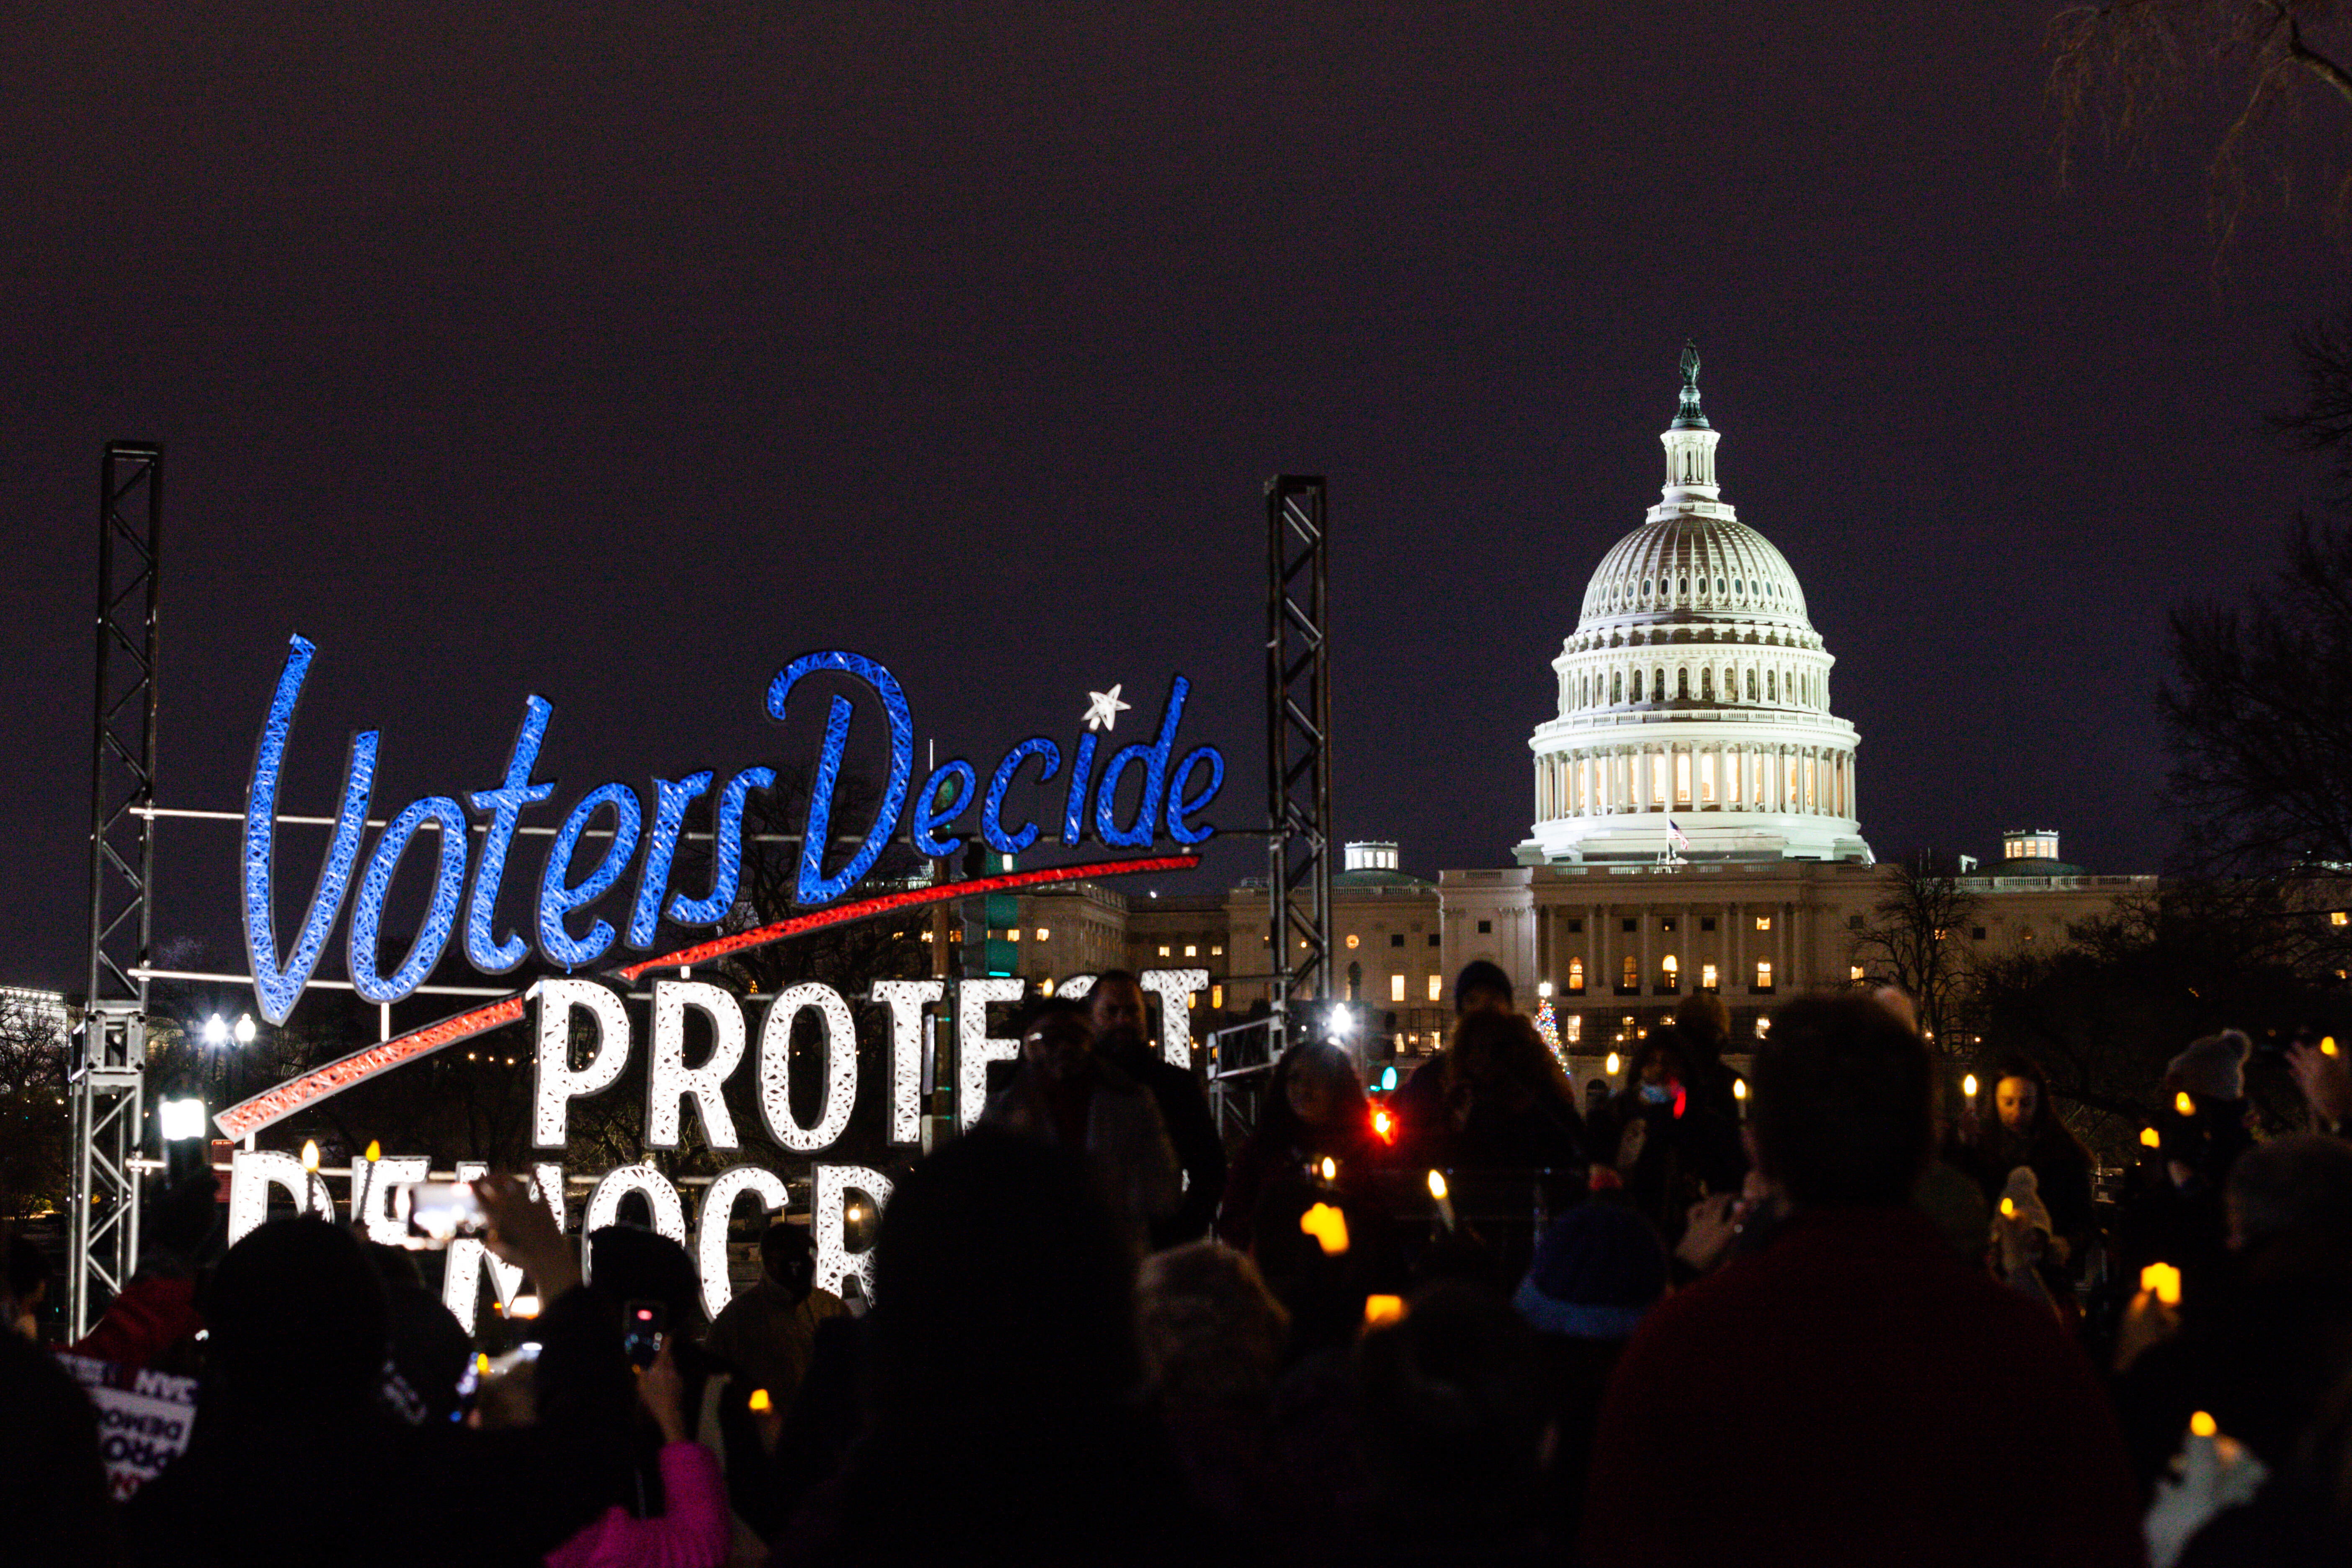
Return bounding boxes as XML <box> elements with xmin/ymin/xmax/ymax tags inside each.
<box><xmin>1668</xmin><ymin>818</ymin><xmax>1692</xmax><ymax>850</ymax></box>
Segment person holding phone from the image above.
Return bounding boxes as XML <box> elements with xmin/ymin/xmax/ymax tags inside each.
<box><xmin>123</xmin><ymin>1175</ymin><xmax>640</xmax><ymax>1567</ymax></box>
<box><xmin>544</xmin><ymin>1341</ymin><xmax>731</xmax><ymax>1568</ymax></box>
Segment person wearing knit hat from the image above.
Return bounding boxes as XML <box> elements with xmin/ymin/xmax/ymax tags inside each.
<box><xmin>1515</xmin><ymin>1202</ymin><xmax>1669</xmax><ymax>1340</ymax></box>
<box><xmin>2167</xmin><ymin>1030</ymin><xmax>2251</xmax><ymax>1104</ymax></box>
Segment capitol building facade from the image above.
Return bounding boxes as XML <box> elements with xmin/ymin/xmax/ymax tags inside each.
<box><xmin>982</xmin><ymin>355</ymin><xmax>2149</xmax><ymax>1057</ymax></box>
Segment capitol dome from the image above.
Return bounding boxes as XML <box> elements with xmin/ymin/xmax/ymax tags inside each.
<box><xmin>1518</xmin><ymin>350</ymin><xmax>1871</xmax><ymax>866</ymax></box>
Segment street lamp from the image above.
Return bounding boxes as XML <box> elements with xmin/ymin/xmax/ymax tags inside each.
<box><xmin>201</xmin><ymin>1013</ymin><xmax>230</xmax><ymax>1047</ymax></box>
<box><xmin>233</xmin><ymin>1013</ymin><xmax>257</xmax><ymax>1045</ymax></box>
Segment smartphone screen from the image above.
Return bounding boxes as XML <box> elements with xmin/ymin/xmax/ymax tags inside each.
<box><xmin>394</xmin><ymin>1181</ymin><xmax>487</xmax><ymax>1247</ymax></box>
<box><xmin>622</xmin><ymin>1301</ymin><xmax>667</xmax><ymax>1369</ymax></box>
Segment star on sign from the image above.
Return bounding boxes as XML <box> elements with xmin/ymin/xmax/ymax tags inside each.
<box><xmin>1083</xmin><ymin>684</ymin><xmax>1132</xmax><ymax>732</ymax></box>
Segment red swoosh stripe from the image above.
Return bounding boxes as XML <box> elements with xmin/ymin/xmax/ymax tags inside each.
<box><xmin>211</xmin><ymin>851</ymin><xmax>1199</xmax><ymax>1140</ymax></box>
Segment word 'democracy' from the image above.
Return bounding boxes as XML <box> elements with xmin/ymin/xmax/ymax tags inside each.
<box><xmin>223</xmin><ymin>967</ymin><xmax>1209</xmax><ymax>1329</ymax></box>
<box><xmin>242</xmin><ymin>640</ymin><xmax>1226</xmax><ymax>1022</ymax></box>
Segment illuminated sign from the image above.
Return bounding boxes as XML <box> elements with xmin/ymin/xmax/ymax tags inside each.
<box><xmin>220</xmin><ymin>637</ymin><xmax>1228</xmax><ymax>1324</ymax></box>
<box><xmin>227</xmin><ymin>967</ymin><xmax>1210</xmax><ymax>1327</ymax></box>
<box><xmin>243</xmin><ymin>637</ymin><xmax>1224</xmax><ymax>1021</ymax></box>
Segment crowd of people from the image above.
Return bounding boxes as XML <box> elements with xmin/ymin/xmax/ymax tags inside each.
<box><xmin>7</xmin><ymin>964</ymin><xmax>2352</xmax><ymax>1565</ymax></box>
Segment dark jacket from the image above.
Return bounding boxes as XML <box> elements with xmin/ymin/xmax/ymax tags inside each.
<box><xmin>1957</xmin><ymin>1121</ymin><xmax>2097</xmax><ymax>1253</ymax></box>
<box><xmin>125</xmin><ymin>1284</ymin><xmax>636</xmax><ymax>1567</ymax></box>
<box><xmin>981</xmin><ymin>1057</ymin><xmax>1182</xmax><ymax>1256</ymax></box>
<box><xmin>1099</xmin><ymin>1034</ymin><xmax>1228</xmax><ymax>1248</ymax></box>
<box><xmin>1580</xmin><ymin>1206</ymin><xmax>2143</xmax><ymax>1568</ymax></box>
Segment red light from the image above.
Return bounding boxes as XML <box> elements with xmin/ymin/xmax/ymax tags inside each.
<box><xmin>1371</xmin><ymin>1108</ymin><xmax>1395</xmax><ymax>1144</ymax></box>
<box><xmin>635</xmin><ymin>1309</ymin><xmax>653</xmax><ymax>1320</ymax></box>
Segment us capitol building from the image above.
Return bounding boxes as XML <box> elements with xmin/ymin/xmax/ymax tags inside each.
<box><xmin>988</xmin><ymin>352</ymin><xmax>2150</xmax><ymax>1055</ymax></box>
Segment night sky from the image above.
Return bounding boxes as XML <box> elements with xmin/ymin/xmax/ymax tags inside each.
<box><xmin>1</xmin><ymin>3</ymin><xmax>2342</xmax><ymax>994</ymax></box>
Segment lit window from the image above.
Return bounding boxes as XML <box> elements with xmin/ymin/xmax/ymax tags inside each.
<box><xmin>1568</xmin><ymin>957</ymin><xmax>1585</xmax><ymax>992</ymax></box>
<box><xmin>1756</xmin><ymin>959</ymin><xmax>1774</xmax><ymax>989</ymax></box>
<box><xmin>1185</xmin><ymin>944</ymin><xmax>1197</xmax><ymax>957</ymax></box>
<box><xmin>1390</xmin><ymin>974</ymin><xmax>1405</xmax><ymax>1002</ymax></box>
<box><xmin>1036</xmin><ymin>928</ymin><xmax>1050</xmax><ymax>941</ymax></box>
<box><xmin>1622</xmin><ymin>955</ymin><xmax>1638</xmax><ymax>990</ymax></box>
<box><xmin>1427</xmin><ymin>974</ymin><xmax>1442</xmax><ymax>1001</ymax></box>
<box><xmin>1211</xmin><ymin>984</ymin><xmax>1223</xmax><ymax>1008</ymax></box>
<box><xmin>1754</xmin><ymin>915</ymin><xmax>1772</xmax><ymax>932</ymax></box>
<box><xmin>1661</xmin><ymin>954</ymin><xmax>1679</xmax><ymax>989</ymax></box>
<box><xmin>1700</xmin><ymin>963</ymin><xmax>1718</xmax><ymax>990</ymax></box>
<box><xmin>1565</xmin><ymin>1014</ymin><xmax>1582</xmax><ymax>1044</ymax></box>
<box><xmin>2333</xmin><ymin>912</ymin><xmax>2349</xmax><ymax>928</ymax></box>
<box><xmin>1849</xmin><ymin>965</ymin><xmax>1865</xmax><ymax>982</ymax></box>
<box><xmin>1158</xmin><ymin>945</ymin><xmax>1171</xmax><ymax>957</ymax></box>
<box><xmin>1211</xmin><ymin>944</ymin><xmax>1223</xmax><ymax>956</ymax></box>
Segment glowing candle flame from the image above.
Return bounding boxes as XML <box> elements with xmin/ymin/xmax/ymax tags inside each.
<box><xmin>1426</xmin><ymin>1170</ymin><xmax>1447</xmax><ymax>1202</ymax></box>
<box><xmin>2175</xmin><ymin>1091</ymin><xmax>2195</xmax><ymax>1117</ymax></box>
<box><xmin>1605</xmin><ymin>1052</ymin><xmax>1622</xmax><ymax>1076</ymax></box>
<box><xmin>2189</xmin><ymin>1410</ymin><xmax>2217</xmax><ymax>1439</ymax></box>
<box><xmin>1372</xmin><ymin>1108</ymin><xmax>1395</xmax><ymax>1142</ymax></box>
<box><xmin>1319</xmin><ymin>1157</ymin><xmax>1336</xmax><ymax>1182</ymax></box>
<box><xmin>363</xmin><ymin>1139</ymin><xmax>381</xmax><ymax>1163</ymax></box>
<box><xmin>1963</xmin><ymin>1074</ymin><xmax>1978</xmax><ymax>1099</ymax></box>
<box><xmin>1363</xmin><ymin>1294</ymin><xmax>1405</xmax><ymax>1328</ymax></box>
<box><xmin>748</xmin><ymin>1388</ymin><xmax>772</xmax><ymax>1413</ymax></box>
<box><xmin>1733</xmin><ymin>1078</ymin><xmax>1747</xmax><ymax>1101</ymax></box>
<box><xmin>2141</xmin><ymin>1261</ymin><xmax>2182</xmax><ymax>1308</ymax></box>
<box><xmin>2141</xmin><ymin>1126</ymin><xmax>2162</xmax><ymax>1149</ymax></box>
<box><xmin>300</xmin><ymin>1139</ymin><xmax>320</xmax><ymax>1173</ymax></box>
<box><xmin>1298</xmin><ymin>1202</ymin><xmax>1349</xmax><ymax>1256</ymax></box>
<box><xmin>2000</xmin><ymin>1197</ymin><xmax>2017</xmax><ymax>1218</ymax></box>
<box><xmin>2325</xmin><ymin>1037</ymin><xmax>2340</xmax><ymax>1058</ymax></box>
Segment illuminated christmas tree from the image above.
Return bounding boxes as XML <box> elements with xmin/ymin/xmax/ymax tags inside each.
<box><xmin>1533</xmin><ymin>996</ymin><xmax>1563</xmax><ymax>1066</ymax></box>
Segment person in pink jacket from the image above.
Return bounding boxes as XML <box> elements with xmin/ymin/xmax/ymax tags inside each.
<box><xmin>546</xmin><ymin>1341</ymin><xmax>731</xmax><ymax>1568</ymax></box>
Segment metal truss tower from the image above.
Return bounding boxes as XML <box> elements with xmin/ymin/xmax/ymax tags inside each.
<box><xmin>69</xmin><ymin>442</ymin><xmax>163</xmax><ymax>1337</ymax></box>
<box><xmin>1264</xmin><ymin>475</ymin><xmax>1334</xmax><ymax>1043</ymax></box>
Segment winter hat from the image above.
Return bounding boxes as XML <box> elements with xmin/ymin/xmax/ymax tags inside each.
<box><xmin>1994</xmin><ymin>1166</ymin><xmax>2053</xmax><ymax>1238</ymax></box>
<box><xmin>1513</xmin><ymin>1201</ymin><xmax>1668</xmax><ymax>1340</ymax></box>
<box><xmin>2168</xmin><ymin>1030</ymin><xmax>2251</xmax><ymax>1104</ymax></box>
<box><xmin>1454</xmin><ymin>959</ymin><xmax>1514</xmax><ymax>1014</ymax></box>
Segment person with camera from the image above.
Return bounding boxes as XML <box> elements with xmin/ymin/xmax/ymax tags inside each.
<box><xmin>124</xmin><ymin>1175</ymin><xmax>640</xmax><ymax>1566</ymax></box>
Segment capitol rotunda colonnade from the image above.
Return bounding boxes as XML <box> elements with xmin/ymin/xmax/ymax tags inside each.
<box><xmin>1519</xmin><ymin>350</ymin><xmax>1872</xmax><ymax>867</ymax></box>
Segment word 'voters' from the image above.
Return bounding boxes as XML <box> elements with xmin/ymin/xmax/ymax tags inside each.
<box><xmin>240</xmin><ymin>640</ymin><xmax>1226</xmax><ymax>1023</ymax></box>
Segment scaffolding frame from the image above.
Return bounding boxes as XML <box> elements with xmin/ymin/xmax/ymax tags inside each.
<box><xmin>1264</xmin><ymin>475</ymin><xmax>1334</xmax><ymax>1046</ymax></box>
<box><xmin>69</xmin><ymin>442</ymin><xmax>162</xmax><ymax>1338</ymax></box>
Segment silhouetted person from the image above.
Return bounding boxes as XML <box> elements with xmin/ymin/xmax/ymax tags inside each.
<box><xmin>773</xmin><ymin>1130</ymin><xmax>1205</xmax><ymax>1566</ymax></box>
<box><xmin>0</xmin><ymin>1328</ymin><xmax>121</xmax><ymax>1565</ymax></box>
<box><xmin>1388</xmin><ymin>961</ymin><xmax>1515</xmax><ymax>1153</ymax></box>
<box><xmin>1218</xmin><ymin>1039</ymin><xmax>1382</xmax><ymax>1251</ymax></box>
<box><xmin>127</xmin><ymin>1190</ymin><xmax>636</xmax><ymax>1568</ymax></box>
<box><xmin>1091</xmin><ymin>969</ymin><xmax>1225</xmax><ymax>1247</ymax></box>
<box><xmin>982</xmin><ymin>996</ymin><xmax>1181</xmax><ymax>1255</ymax></box>
<box><xmin>707</xmin><ymin>1222</ymin><xmax>846</xmax><ymax>1422</ymax></box>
